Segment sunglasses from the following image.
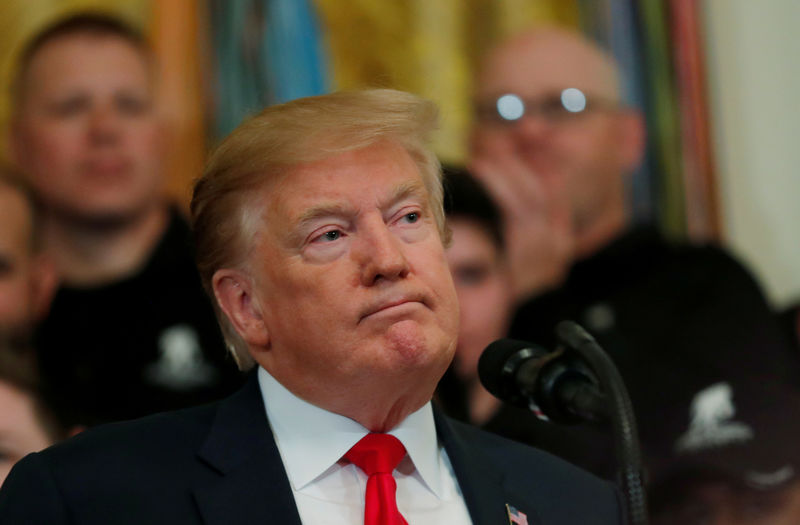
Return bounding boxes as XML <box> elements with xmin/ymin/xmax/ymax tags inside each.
<box><xmin>475</xmin><ymin>88</ymin><xmax>618</xmax><ymax>124</ymax></box>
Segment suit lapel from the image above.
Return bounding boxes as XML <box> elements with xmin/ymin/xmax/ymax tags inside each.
<box><xmin>192</xmin><ymin>373</ymin><xmax>302</xmax><ymax>525</ymax></box>
<box><xmin>434</xmin><ymin>408</ymin><xmax>543</xmax><ymax>525</ymax></box>
<box><xmin>189</xmin><ymin>377</ymin><xmax>541</xmax><ymax>525</ymax></box>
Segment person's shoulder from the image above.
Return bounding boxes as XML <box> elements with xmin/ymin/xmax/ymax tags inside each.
<box><xmin>661</xmin><ymin>237</ymin><xmax>766</xmax><ymax>292</ymax></box>
<box><xmin>668</xmin><ymin>237</ymin><xmax>741</xmax><ymax>265</ymax></box>
<box><xmin>0</xmin><ymin>403</ymin><xmax>223</xmax><ymax>523</ymax></box>
<box><xmin>36</xmin><ymin>402</ymin><xmax>217</xmax><ymax>474</ymax></box>
<box><xmin>614</xmin><ymin>227</ymin><xmax>754</xmax><ymax>291</ymax></box>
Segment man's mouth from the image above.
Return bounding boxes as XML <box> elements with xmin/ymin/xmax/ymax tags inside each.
<box><xmin>359</xmin><ymin>294</ymin><xmax>428</xmax><ymax>323</ymax></box>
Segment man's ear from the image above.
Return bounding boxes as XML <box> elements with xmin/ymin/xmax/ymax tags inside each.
<box><xmin>8</xmin><ymin>118</ymin><xmax>27</xmax><ymax>167</ymax></box>
<box><xmin>617</xmin><ymin>109</ymin><xmax>647</xmax><ymax>175</ymax></box>
<box><xmin>212</xmin><ymin>269</ymin><xmax>270</xmax><ymax>348</ymax></box>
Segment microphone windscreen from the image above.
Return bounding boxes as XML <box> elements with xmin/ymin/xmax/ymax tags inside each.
<box><xmin>478</xmin><ymin>338</ymin><xmax>533</xmax><ymax>399</ymax></box>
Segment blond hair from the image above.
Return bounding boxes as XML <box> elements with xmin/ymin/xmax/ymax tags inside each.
<box><xmin>191</xmin><ymin>89</ymin><xmax>446</xmax><ymax>370</ymax></box>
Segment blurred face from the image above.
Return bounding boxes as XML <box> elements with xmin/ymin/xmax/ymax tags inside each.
<box><xmin>652</xmin><ymin>480</ymin><xmax>800</xmax><ymax>525</ymax></box>
<box><xmin>244</xmin><ymin>141</ymin><xmax>459</xmax><ymax>420</ymax></box>
<box><xmin>447</xmin><ymin>218</ymin><xmax>513</xmax><ymax>381</ymax></box>
<box><xmin>471</xmin><ymin>30</ymin><xmax>641</xmax><ymax>228</ymax></box>
<box><xmin>12</xmin><ymin>33</ymin><xmax>163</xmax><ymax>223</ymax></box>
<box><xmin>0</xmin><ymin>381</ymin><xmax>52</xmax><ymax>485</ymax></box>
<box><xmin>0</xmin><ymin>186</ymin><xmax>39</xmax><ymax>333</ymax></box>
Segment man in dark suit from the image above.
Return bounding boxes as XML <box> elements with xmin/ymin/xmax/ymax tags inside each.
<box><xmin>0</xmin><ymin>89</ymin><xmax>624</xmax><ymax>524</ymax></box>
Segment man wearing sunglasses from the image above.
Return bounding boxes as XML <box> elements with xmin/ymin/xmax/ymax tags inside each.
<box><xmin>466</xmin><ymin>26</ymin><xmax>799</xmax><ymax>478</ymax></box>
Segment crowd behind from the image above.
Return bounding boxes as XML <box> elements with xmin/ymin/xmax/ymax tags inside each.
<box><xmin>2</xmin><ymin>12</ymin><xmax>800</xmax><ymax>524</ymax></box>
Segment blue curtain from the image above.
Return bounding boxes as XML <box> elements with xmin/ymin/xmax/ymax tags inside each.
<box><xmin>209</xmin><ymin>0</ymin><xmax>330</xmax><ymax>137</ymax></box>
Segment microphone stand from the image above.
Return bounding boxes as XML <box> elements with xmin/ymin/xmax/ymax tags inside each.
<box><xmin>554</xmin><ymin>320</ymin><xmax>648</xmax><ymax>525</ymax></box>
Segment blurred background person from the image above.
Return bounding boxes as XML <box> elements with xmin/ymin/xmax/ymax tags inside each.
<box><xmin>471</xmin><ymin>26</ymin><xmax>645</xmax><ymax>301</ymax></box>
<box><xmin>7</xmin><ymin>13</ymin><xmax>242</xmax><ymax>428</ymax></box>
<box><xmin>438</xmin><ymin>167</ymin><xmax>613</xmax><ymax>474</ymax></box>
<box><xmin>647</xmin><ymin>380</ymin><xmax>800</xmax><ymax>525</ymax></box>
<box><xmin>778</xmin><ymin>301</ymin><xmax>800</xmax><ymax>352</ymax></box>
<box><xmin>0</xmin><ymin>166</ymin><xmax>55</xmax><ymax>340</ymax></box>
<box><xmin>467</xmin><ymin>25</ymin><xmax>799</xmax><ymax>477</ymax></box>
<box><xmin>0</xmin><ymin>335</ymin><xmax>67</xmax><ymax>486</ymax></box>
<box><xmin>439</xmin><ymin>167</ymin><xmax>514</xmax><ymax>426</ymax></box>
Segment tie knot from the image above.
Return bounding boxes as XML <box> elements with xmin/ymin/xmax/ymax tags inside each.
<box><xmin>345</xmin><ymin>433</ymin><xmax>407</xmax><ymax>476</ymax></box>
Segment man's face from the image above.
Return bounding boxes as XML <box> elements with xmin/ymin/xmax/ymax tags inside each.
<box><xmin>447</xmin><ymin>218</ymin><xmax>513</xmax><ymax>381</ymax></box>
<box><xmin>0</xmin><ymin>380</ymin><xmax>53</xmax><ymax>485</ymax></box>
<box><xmin>0</xmin><ymin>186</ymin><xmax>40</xmax><ymax>333</ymax></box>
<box><xmin>471</xmin><ymin>32</ymin><xmax>640</xmax><ymax>228</ymax></box>
<box><xmin>244</xmin><ymin>141</ymin><xmax>459</xmax><ymax>418</ymax></box>
<box><xmin>12</xmin><ymin>33</ymin><xmax>163</xmax><ymax>223</ymax></box>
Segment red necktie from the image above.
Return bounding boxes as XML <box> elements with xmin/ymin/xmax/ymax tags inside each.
<box><xmin>345</xmin><ymin>433</ymin><xmax>409</xmax><ymax>525</ymax></box>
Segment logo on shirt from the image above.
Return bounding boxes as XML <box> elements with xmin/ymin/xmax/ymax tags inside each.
<box><xmin>675</xmin><ymin>382</ymin><xmax>754</xmax><ymax>453</ymax></box>
<box><xmin>144</xmin><ymin>324</ymin><xmax>217</xmax><ymax>390</ymax></box>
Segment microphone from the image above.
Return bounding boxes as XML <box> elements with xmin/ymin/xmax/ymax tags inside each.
<box><xmin>478</xmin><ymin>338</ymin><xmax>607</xmax><ymax>424</ymax></box>
<box><xmin>479</xmin><ymin>324</ymin><xmax>649</xmax><ymax>525</ymax></box>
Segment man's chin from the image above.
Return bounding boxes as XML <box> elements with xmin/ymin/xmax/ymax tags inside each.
<box><xmin>384</xmin><ymin>320</ymin><xmax>431</xmax><ymax>361</ymax></box>
<box><xmin>53</xmin><ymin>201</ymin><xmax>160</xmax><ymax>230</ymax></box>
<box><xmin>383</xmin><ymin>322</ymin><xmax>455</xmax><ymax>378</ymax></box>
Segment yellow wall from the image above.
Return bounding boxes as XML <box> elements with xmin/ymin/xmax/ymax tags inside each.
<box><xmin>704</xmin><ymin>0</ymin><xmax>800</xmax><ymax>306</ymax></box>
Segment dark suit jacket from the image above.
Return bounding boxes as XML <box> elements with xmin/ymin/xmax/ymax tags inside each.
<box><xmin>0</xmin><ymin>373</ymin><xmax>624</xmax><ymax>524</ymax></box>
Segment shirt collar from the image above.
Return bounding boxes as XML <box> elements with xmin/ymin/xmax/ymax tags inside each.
<box><xmin>257</xmin><ymin>367</ymin><xmax>444</xmax><ymax>497</ymax></box>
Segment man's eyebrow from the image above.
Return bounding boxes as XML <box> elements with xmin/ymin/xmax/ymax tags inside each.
<box><xmin>287</xmin><ymin>203</ymin><xmax>353</xmax><ymax>247</ymax></box>
<box><xmin>295</xmin><ymin>180</ymin><xmax>428</xmax><ymax>227</ymax></box>
<box><xmin>382</xmin><ymin>180</ymin><xmax>429</xmax><ymax>210</ymax></box>
<box><xmin>295</xmin><ymin>202</ymin><xmax>354</xmax><ymax>231</ymax></box>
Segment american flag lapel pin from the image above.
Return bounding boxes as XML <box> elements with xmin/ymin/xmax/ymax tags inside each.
<box><xmin>506</xmin><ymin>503</ymin><xmax>529</xmax><ymax>525</ymax></box>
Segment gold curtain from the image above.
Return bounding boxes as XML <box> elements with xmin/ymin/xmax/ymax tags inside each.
<box><xmin>314</xmin><ymin>0</ymin><xmax>579</xmax><ymax>164</ymax></box>
<box><xmin>150</xmin><ymin>0</ymin><xmax>208</xmax><ymax>209</ymax></box>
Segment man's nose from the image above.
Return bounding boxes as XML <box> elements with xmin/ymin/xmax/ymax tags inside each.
<box><xmin>511</xmin><ymin>112</ymin><xmax>553</xmax><ymax>143</ymax></box>
<box><xmin>356</xmin><ymin>221</ymin><xmax>410</xmax><ymax>286</ymax></box>
<box><xmin>88</xmin><ymin>105</ymin><xmax>123</xmax><ymax>144</ymax></box>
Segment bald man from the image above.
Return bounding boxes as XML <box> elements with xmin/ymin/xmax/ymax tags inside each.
<box><xmin>471</xmin><ymin>27</ymin><xmax>644</xmax><ymax>297</ymax></box>
<box><xmin>464</xmin><ymin>26</ymin><xmax>800</xmax><ymax>478</ymax></box>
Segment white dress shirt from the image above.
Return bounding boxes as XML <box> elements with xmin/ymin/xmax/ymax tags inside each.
<box><xmin>257</xmin><ymin>367</ymin><xmax>474</xmax><ymax>524</ymax></box>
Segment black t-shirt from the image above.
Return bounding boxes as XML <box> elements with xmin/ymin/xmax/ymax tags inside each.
<box><xmin>36</xmin><ymin>209</ymin><xmax>244</xmax><ymax>427</ymax></box>
<box><xmin>511</xmin><ymin>227</ymin><xmax>800</xmax><ymax>430</ymax></box>
<box><xmin>438</xmin><ymin>227</ymin><xmax>800</xmax><ymax>479</ymax></box>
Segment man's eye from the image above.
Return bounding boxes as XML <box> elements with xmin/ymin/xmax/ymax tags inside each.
<box><xmin>453</xmin><ymin>265</ymin><xmax>490</xmax><ymax>286</ymax></box>
<box><xmin>116</xmin><ymin>95</ymin><xmax>150</xmax><ymax>115</ymax></box>
<box><xmin>322</xmin><ymin>230</ymin><xmax>341</xmax><ymax>242</ymax></box>
<box><xmin>50</xmin><ymin>98</ymin><xmax>89</xmax><ymax>117</ymax></box>
<box><xmin>0</xmin><ymin>257</ymin><xmax>13</xmax><ymax>277</ymax></box>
